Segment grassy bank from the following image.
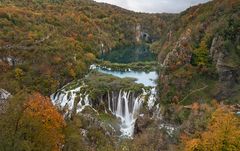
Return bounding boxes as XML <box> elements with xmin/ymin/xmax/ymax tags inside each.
<box><xmin>96</xmin><ymin>60</ymin><xmax>158</xmax><ymax>72</ymax></box>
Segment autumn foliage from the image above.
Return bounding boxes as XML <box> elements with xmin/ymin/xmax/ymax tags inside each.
<box><xmin>19</xmin><ymin>93</ymin><xmax>65</xmax><ymax>151</ymax></box>
<box><xmin>183</xmin><ymin>107</ymin><xmax>240</xmax><ymax>151</ymax></box>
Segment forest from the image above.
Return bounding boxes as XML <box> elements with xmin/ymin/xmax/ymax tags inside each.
<box><xmin>0</xmin><ymin>0</ymin><xmax>239</xmax><ymax>151</ymax></box>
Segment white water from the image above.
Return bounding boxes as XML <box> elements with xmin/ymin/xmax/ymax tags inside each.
<box><xmin>108</xmin><ymin>90</ymin><xmax>145</xmax><ymax>137</ymax></box>
<box><xmin>94</xmin><ymin>65</ymin><xmax>158</xmax><ymax>137</ymax></box>
<box><xmin>51</xmin><ymin>86</ymin><xmax>149</xmax><ymax>137</ymax></box>
<box><xmin>51</xmin><ymin>65</ymin><xmax>158</xmax><ymax>137</ymax></box>
<box><xmin>50</xmin><ymin>83</ymin><xmax>92</xmax><ymax>116</ymax></box>
<box><xmin>0</xmin><ymin>89</ymin><xmax>11</xmax><ymax>100</ymax></box>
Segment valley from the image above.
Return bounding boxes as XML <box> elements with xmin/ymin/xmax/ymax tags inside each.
<box><xmin>0</xmin><ymin>0</ymin><xmax>239</xmax><ymax>151</ymax></box>
<box><xmin>51</xmin><ymin>62</ymin><xmax>159</xmax><ymax>138</ymax></box>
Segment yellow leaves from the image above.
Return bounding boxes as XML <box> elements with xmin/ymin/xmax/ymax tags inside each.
<box><xmin>81</xmin><ymin>14</ymin><xmax>90</xmax><ymax>23</ymax></box>
<box><xmin>27</xmin><ymin>32</ymin><xmax>34</xmax><ymax>40</ymax></box>
<box><xmin>200</xmin><ymin>109</ymin><xmax>240</xmax><ymax>150</ymax></box>
<box><xmin>184</xmin><ymin>139</ymin><xmax>202</xmax><ymax>151</ymax></box>
<box><xmin>183</xmin><ymin>106</ymin><xmax>240</xmax><ymax>151</ymax></box>
<box><xmin>192</xmin><ymin>38</ymin><xmax>210</xmax><ymax>67</ymax></box>
<box><xmin>14</xmin><ymin>68</ymin><xmax>24</xmax><ymax>80</ymax></box>
<box><xmin>199</xmin><ymin>40</ymin><xmax>208</xmax><ymax>51</ymax></box>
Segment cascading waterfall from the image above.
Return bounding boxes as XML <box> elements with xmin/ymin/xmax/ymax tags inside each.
<box><xmin>50</xmin><ymin>83</ymin><xmax>92</xmax><ymax>116</ymax></box>
<box><xmin>50</xmin><ymin>64</ymin><xmax>159</xmax><ymax>137</ymax></box>
<box><xmin>50</xmin><ymin>85</ymin><xmax>157</xmax><ymax>137</ymax></box>
<box><xmin>51</xmin><ymin>82</ymin><xmax>158</xmax><ymax>137</ymax></box>
<box><xmin>107</xmin><ymin>90</ymin><xmax>145</xmax><ymax>137</ymax></box>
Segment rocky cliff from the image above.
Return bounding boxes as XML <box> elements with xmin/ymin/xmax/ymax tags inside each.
<box><xmin>157</xmin><ymin>0</ymin><xmax>240</xmax><ymax>107</ymax></box>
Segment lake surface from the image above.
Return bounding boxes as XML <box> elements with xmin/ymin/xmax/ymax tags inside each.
<box><xmin>95</xmin><ymin>66</ymin><xmax>158</xmax><ymax>87</ymax></box>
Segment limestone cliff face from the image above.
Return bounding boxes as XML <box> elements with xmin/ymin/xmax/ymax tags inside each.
<box><xmin>159</xmin><ymin>29</ymin><xmax>193</xmax><ymax>104</ymax></box>
<box><xmin>157</xmin><ymin>0</ymin><xmax>240</xmax><ymax>105</ymax></box>
<box><xmin>210</xmin><ymin>36</ymin><xmax>239</xmax><ymax>84</ymax></box>
<box><xmin>159</xmin><ymin>32</ymin><xmax>240</xmax><ymax>104</ymax></box>
<box><xmin>135</xmin><ymin>24</ymin><xmax>142</xmax><ymax>43</ymax></box>
<box><xmin>0</xmin><ymin>89</ymin><xmax>11</xmax><ymax>114</ymax></box>
<box><xmin>162</xmin><ymin>29</ymin><xmax>192</xmax><ymax>69</ymax></box>
<box><xmin>135</xmin><ymin>23</ymin><xmax>152</xmax><ymax>43</ymax></box>
<box><xmin>210</xmin><ymin>36</ymin><xmax>240</xmax><ymax>100</ymax></box>
<box><xmin>210</xmin><ymin>36</ymin><xmax>225</xmax><ymax>66</ymax></box>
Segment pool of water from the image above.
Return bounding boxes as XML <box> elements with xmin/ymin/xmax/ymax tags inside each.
<box><xmin>93</xmin><ymin>65</ymin><xmax>158</xmax><ymax>87</ymax></box>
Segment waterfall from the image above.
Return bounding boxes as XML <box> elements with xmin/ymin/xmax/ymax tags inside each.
<box><xmin>50</xmin><ymin>82</ymin><xmax>158</xmax><ymax>138</ymax></box>
<box><xmin>147</xmin><ymin>88</ymin><xmax>156</xmax><ymax>110</ymax></box>
<box><xmin>107</xmin><ymin>90</ymin><xmax>145</xmax><ymax>137</ymax></box>
<box><xmin>50</xmin><ymin>83</ymin><xmax>92</xmax><ymax>116</ymax></box>
<box><xmin>109</xmin><ymin>87</ymin><xmax>157</xmax><ymax>137</ymax></box>
<box><xmin>76</xmin><ymin>93</ymin><xmax>91</xmax><ymax>113</ymax></box>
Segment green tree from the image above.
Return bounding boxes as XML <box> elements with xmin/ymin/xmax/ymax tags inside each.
<box><xmin>63</xmin><ymin>117</ymin><xmax>88</xmax><ymax>151</ymax></box>
<box><xmin>0</xmin><ymin>92</ymin><xmax>28</xmax><ymax>151</ymax></box>
<box><xmin>191</xmin><ymin>40</ymin><xmax>211</xmax><ymax>67</ymax></box>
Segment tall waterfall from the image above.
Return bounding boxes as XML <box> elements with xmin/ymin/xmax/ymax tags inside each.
<box><xmin>107</xmin><ymin>90</ymin><xmax>145</xmax><ymax>137</ymax></box>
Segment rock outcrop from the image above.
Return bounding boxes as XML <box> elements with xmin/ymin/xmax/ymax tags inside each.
<box><xmin>159</xmin><ymin>29</ymin><xmax>193</xmax><ymax>103</ymax></box>
<box><xmin>162</xmin><ymin>29</ymin><xmax>192</xmax><ymax>69</ymax></box>
<box><xmin>134</xmin><ymin>115</ymin><xmax>154</xmax><ymax>134</ymax></box>
<box><xmin>210</xmin><ymin>36</ymin><xmax>240</xmax><ymax>100</ymax></box>
<box><xmin>0</xmin><ymin>89</ymin><xmax>11</xmax><ymax>114</ymax></box>
<box><xmin>135</xmin><ymin>24</ymin><xmax>152</xmax><ymax>43</ymax></box>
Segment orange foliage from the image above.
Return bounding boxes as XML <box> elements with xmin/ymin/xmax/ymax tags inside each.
<box><xmin>87</xmin><ymin>33</ymin><xmax>94</xmax><ymax>40</ymax></box>
<box><xmin>22</xmin><ymin>93</ymin><xmax>65</xmax><ymax>151</ymax></box>
<box><xmin>183</xmin><ymin>107</ymin><xmax>240</xmax><ymax>151</ymax></box>
<box><xmin>85</xmin><ymin>52</ymin><xmax>96</xmax><ymax>63</ymax></box>
<box><xmin>191</xmin><ymin>102</ymin><xmax>200</xmax><ymax>111</ymax></box>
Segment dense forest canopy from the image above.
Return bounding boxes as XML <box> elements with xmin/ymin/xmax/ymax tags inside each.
<box><xmin>0</xmin><ymin>0</ymin><xmax>172</xmax><ymax>95</ymax></box>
